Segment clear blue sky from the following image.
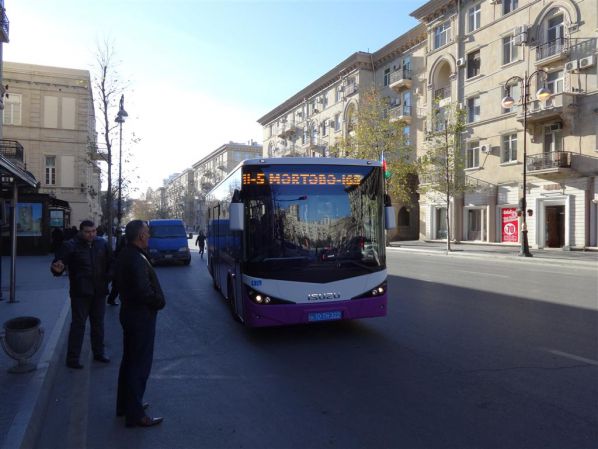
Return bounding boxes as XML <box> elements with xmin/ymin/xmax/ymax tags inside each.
<box><xmin>4</xmin><ymin>0</ymin><xmax>426</xmax><ymax>196</ymax></box>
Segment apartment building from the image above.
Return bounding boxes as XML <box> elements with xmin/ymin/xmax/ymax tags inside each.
<box><xmin>191</xmin><ymin>141</ymin><xmax>261</xmax><ymax>230</ymax></box>
<box><xmin>259</xmin><ymin>0</ymin><xmax>598</xmax><ymax>249</ymax></box>
<box><xmin>257</xmin><ymin>26</ymin><xmax>427</xmax><ymax>241</ymax></box>
<box><xmin>2</xmin><ymin>62</ymin><xmax>101</xmax><ymax>227</ymax></box>
<box><xmin>413</xmin><ymin>0</ymin><xmax>597</xmax><ymax>249</ymax></box>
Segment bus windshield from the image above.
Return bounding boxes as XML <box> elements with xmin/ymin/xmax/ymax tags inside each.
<box><xmin>242</xmin><ymin>164</ymin><xmax>385</xmax><ymax>282</ymax></box>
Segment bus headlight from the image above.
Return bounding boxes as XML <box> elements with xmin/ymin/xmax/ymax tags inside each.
<box><xmin>351</xmin><ymin>281</ymin><xmax>387</xmax><ymax>300</ymax></box>
<box><xmin>246</xmin><ymin>286</ymin><xmax>295</xmax><ymax>305</ymax></box>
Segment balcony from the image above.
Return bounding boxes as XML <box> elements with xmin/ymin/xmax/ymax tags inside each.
<box><xmin>389</xmin><ymin>68</ymin><xmax>412</xmax><ymax>92</ymax></box>
<box><xmin>535</xmin><ymin>38</ymin><xmax>570</xmax><ymax>65</ymax></box>
<box><xmin>344</xmin><ymin>83</ymin><xmax>358</xmax><ymax>97</ymax></box>
<box><xmin>278</xmin><ymin>124</ymin><xmax>296</xmax><ymax>139</ymax></box>
<box><xmin>389</xmin><ymin>105</ymin><xmax>412</xmax><ymax>124</ymax></box>
<box><xmin>0</xmin><ymin>139</ymin><xmax>24</xmax><ymax>168</ymax></box>
<box><xmin>0</xmin><ymin>7</ymin><xmax>9</xmax><ymax>43</ymax></box>
<box><xmin>516</xmin><ymin>92</ymin><xmax>576</xmax><ymax>125</ymax></box>
<box><xmin>526</xmin><ymin>151</ymin><xmax>572</xmax><ymax>177</ymax></box>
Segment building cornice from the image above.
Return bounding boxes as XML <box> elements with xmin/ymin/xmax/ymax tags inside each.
<box><xmin>410</xmin><ymin>0</ymin><xmax>456</xmax><ymax>23</ymax></box>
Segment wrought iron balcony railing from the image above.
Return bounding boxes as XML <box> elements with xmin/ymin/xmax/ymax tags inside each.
<box><xmin>0</xmin><ymin>7</ymin><xmax>9</xmax><ymax>43</ymax></box>
<box><xmin>536</xmin><ymin>37</ymin><xmax>570</xmax><ymax>62</ymax></box>
<box><xmin>0</xmin><ymin>139</ymin><xmax>24</xmax><ymax>163</ymax></box>
<box><xmin>526</xmin><ymin>151</ymin><xmax>572</xmax><ymax>172</ymax></box>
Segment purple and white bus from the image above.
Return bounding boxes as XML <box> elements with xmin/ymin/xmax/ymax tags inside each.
<box><xmin>206</xmin><ymin>157</ymin><xmax>396</xmax><ymax>327</ymax></box>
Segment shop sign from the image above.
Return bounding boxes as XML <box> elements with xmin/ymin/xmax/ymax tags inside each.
<box><xmin>501</xmin><ymin>207</ymin><xmax>518</xmax><ymax>243</ymax></box>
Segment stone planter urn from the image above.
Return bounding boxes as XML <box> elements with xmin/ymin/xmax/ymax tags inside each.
<box><xmin>0</xmin><ymin>316</ymin><xmax>44</xmax><ymax>373</ymax></box>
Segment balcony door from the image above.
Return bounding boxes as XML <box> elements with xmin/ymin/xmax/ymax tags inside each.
<box><xmin>544</xmin><ymin>125</ymin><xmax>562</xmax><ymax>153</ymax></box>
<box><xmin>547</xmin><ymin>14</ymin><xmax>564</xmax><ymax>45</ymax></box>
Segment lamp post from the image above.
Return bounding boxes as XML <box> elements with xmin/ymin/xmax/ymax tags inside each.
<box><xmin>501</xmin><ymin>70</ymin><xmax>551</xmax><ymax>257</ymax></box>
<box><xmin>114</xmin><ymin>94</ymin><xmax>128</xmax><ymax>227</ymax></box>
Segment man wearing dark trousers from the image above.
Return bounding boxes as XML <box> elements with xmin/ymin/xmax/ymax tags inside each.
<box><xmin>50</xmin><ymin>220</ymin><xmax>112</xmax><ymax>369</ymax></box>
<box><xmin>115</xmin><ymin>220</ymin><xmax>165</xmax><ymax>428</ymax></box>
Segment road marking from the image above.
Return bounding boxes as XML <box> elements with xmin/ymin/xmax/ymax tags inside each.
<box><xmin>543</xmin><ymin>349</ymin><xmax>598</xmax><ymax>366</ymax></box>
<box><xmin>459</xmin><ymin>270</ymin><xmax>509</xmax><ymax>278</ymax></box>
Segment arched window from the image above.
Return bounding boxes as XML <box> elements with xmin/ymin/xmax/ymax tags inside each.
<box><xmin>398</xmin><ymin>207</ymin><xmax>410</xmax><ymax>226</ymax></box>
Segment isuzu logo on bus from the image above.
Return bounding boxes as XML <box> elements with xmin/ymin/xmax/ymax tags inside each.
<box><xmin>307</xmin><ymin>292</ymin><xmax>341</xmax><ymax>301</ymax></box>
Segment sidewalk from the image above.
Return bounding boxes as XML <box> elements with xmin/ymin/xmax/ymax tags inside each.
<box><xmin>0</xmin><ymin>256</ymin><xmax>70</xmax><ymax>449</ymax></box>
<box><xmin>388</xmin><ymin>240</ymin><xmax>598</xmax><ymax>266</ymax></box>
<box><xmin>0</xmin><ymin>245</ymin><xmax>595</xmax><ymax>449</ymax></box>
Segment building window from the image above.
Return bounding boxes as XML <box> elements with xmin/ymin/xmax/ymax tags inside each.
<box><xmin>45</xmin><ymin>156</ymin><xmax>56</xmax><ymax>185</ymax></box>
<box><xmin>336</xmin><ymin>87</ymin><xmax>342</xmax><ymax>103</ymax></box>
<box><xmin>334</xmin><ymin>113</ymin><xmax>341</xmax><ymax>131</ymax></box>
<box><xmin>436</xmin><ymin>207</ymin><xmax>448</xmax><ymax>239</ymax></box>
<box><xmin>501</xmin><ymin>134</ymin><xmax>517</xmax><ymax>163</ymax></box>
<box><xmin>384</xmin><ymin>68</ymin><xmax>391</xmax><ymax>87</ymax></box>
<box><xmin>433</xmin><ymin>21</ymin><xmax>451</xmax><ymax>49</ymax></box>
<box><xmin>466</xmin><ymin>141</ymin><xmax>480</xmax><ymax>168</ymax></box>
<box><xmin>502</xmin><ymin>35</ymin><xmax>518</xmax><ymax>65</ymax></box>
<box><xmin>403</xmin><ymin>126</ymin><xmax>411</xmax><ymax>146</ymax></box>
<box><xmin>502</xmin><ymin>84</ymin><xmax>521</xmax><ymax>113</ymax></box>
<box><xmin>546</xmin><ymin>70</ymin><xmax>564</xmax><ymax>95</ymax></box>
<box><xmin>321</xmin><ymin>121</ymin><xmax>327</xmax><ymax>137</ymax></box>
<box><xmin>503</xmin><ymin>0</ymin><xmax>518</xmax><ymax>15</ymax></box>
<box><xmin>3</xmin><ymin>93</ymin><xmax>22</xmax><ymax>126</ymax></box>
<box><xmin>468</xmin><ymin>4</ymin><xmax>481</xmax><ymax>32</ymax></box>
<box><xmin>467</xmin><ymin>50</ymin><xmax>480</xmax><ymax>78</ymax></box>
<box><xmin>544</xmin><ymin>124</ymin><xmax>562</xmax><ymax>153</ymax></box>
<box><xmin>467</xmin><ymin>96</ymin><xmax>480</xmax><ymax>123</ymax></box>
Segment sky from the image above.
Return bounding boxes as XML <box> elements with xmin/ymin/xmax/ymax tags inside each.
<box><xmin>4</xmin><ymin>0</ymin><xmax>426</xmax><ymax>197</ymax></box>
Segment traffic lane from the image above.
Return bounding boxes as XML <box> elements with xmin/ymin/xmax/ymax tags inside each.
<box><xmin>85</xmin><ymin>251</ymin><xmax>596</xmax><ymax>449</ymax></box>
<box><xmin>387</xmin><ymin>249</ymin><xmax>598</xmax><ymax>310</ymax></box>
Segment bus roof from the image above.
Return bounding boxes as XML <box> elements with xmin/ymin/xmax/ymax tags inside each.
<box><xmin>240</xmin><ymin>157</ymin><xmax>382</xmax><ymax>167</ymax></box>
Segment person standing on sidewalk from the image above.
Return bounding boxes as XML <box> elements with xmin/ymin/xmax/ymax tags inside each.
<box><xmin>115</xmin><ymin>220</ymin><xmax>165</xmax><ymax>428</ymax></box>
<box><xmin>50</xmin><ymin>220</ymin><xmax>113</xmax><ymax>369</ymax></box>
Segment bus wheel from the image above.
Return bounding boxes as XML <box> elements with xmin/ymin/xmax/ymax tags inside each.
<box><xmin>227</xmin><ymin>279</ymin><xmax>242</xmax><ymax>323</ymax></box>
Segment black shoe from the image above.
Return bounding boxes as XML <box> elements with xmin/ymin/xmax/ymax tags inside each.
<box><xmin>126</xmin><ymin>415</ymin><xmax>163</xmax><ymax>428</ymax></box>
<box><xmin>66</xmin><ymin>361</ymin><xmax>84</xmax><ymax>369</ymax></box>
<box><xmin>117</xmin><ymin>403</ymin><xmax>149</xmax><ymax>417</ymax></box>
<box><xmin>94</xmin><ymin>354</ymin><xmax>110</xmax><ymax>363</ymax></box>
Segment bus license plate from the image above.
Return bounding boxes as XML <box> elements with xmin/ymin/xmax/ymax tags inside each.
<box><xmin>308</xmin><ymin>311</ymin><xmax>342</xmax><ymax>322</ymax></box>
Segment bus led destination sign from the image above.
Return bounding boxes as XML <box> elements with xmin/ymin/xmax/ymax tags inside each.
<box><xmin>242</xmin><ymin>172</ymin><xmax>363</xmax><ymax>186</ymax></box>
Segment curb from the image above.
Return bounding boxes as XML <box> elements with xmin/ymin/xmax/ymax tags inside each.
<box><xmin>387</xmin><ymin>246</ymin><xmax>598</xmax><ymax>268</ymax></box>
<box><xmin>1</xmin><ymin>297</ymin><xmax>70</xmax><ymax>449</ymax></box>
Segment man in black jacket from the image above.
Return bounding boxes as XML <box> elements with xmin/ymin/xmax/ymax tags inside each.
<box><xmin>50</xmin><ymin>220</ymin><xmax>112</xmax><ymax>369</ymax></box>
<box><xmin>115</xmin><ymin>220</ymin><xmax>165</xmax><ymax>428</ymax></box>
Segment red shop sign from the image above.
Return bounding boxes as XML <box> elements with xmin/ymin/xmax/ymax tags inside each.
<box><xmin>502</xmin><ymin>207</ymin><xmax>519</xmax><ymax>243</ymax></box>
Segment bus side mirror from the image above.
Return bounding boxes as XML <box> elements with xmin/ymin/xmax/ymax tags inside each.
<box><xmin>385</xmin><ymin>206</ymin><xmax>396</xmax><ymax>229</ymax></box>
<box><xmin>229</xmin><ymin>202</ymin><xmax>244</xmax><ymax>231</ymax></box>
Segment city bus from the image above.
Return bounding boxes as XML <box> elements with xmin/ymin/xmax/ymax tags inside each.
<box><xmin>206</xmin><ymin>157</ymin><xmax>396</xmax><ymax>327</ymax></box>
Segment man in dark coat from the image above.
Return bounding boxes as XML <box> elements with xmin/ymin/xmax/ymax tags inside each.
<box><xmin>195</xmin><ymin>230</ymin><xmax>206</xmax><ymax>259</ymax></box>
<box><xmin>50</xmin><ymin>220</ymin><xmax>112</xmax><ymax>369</ymax></box>
<box><xmin>115</xmin><ymin>220</ymin><xmax>165</xmax><ymax>428</ymax></box>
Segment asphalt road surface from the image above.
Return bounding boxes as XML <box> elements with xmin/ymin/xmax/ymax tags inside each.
<box><xmin>35</xmin><ymin>248</ymin><xmax>598</xmax><ymax>449</ymax></box>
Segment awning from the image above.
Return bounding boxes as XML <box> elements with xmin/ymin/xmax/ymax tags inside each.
<box><xmin>0</xmin><ymin>154</ymin><xmax>39</xmax><ymax>188</ymax></box>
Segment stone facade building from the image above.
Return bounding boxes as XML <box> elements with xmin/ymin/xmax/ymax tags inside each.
<box><xmin>259</xmin><ymin>0</ymin><xmax>598</xmax><ymax>249</ymax></box>
<box><xmin>2</xmin><ymin>62</ymin><xmax>101</xmax><ymax>226</ymax></box>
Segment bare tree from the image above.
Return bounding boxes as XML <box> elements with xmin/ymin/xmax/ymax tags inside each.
<box><xmin>419</xmin><ymin>100</ymin><xmax>467</xmax><ymax>253</ymax></box>
<box><xmin>91</xmin><ymin>39</ymin><xmax>126</xmax><ymax>246</ymax></box>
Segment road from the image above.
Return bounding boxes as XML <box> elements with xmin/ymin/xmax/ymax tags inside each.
<box><xmin>35</xmin><ymin>248</ymin><xmax>598</xmax><ymax>449</ymax></box>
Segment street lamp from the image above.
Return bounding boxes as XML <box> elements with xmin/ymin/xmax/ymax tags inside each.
<box><xmin>501</xmin><ymin>70</ymin><xmax>551</xmax><ymax>257</ymax></box>
<box><xmin>114</xmin><ymin>94</ymin><xmax>128</xmax><ymax>227</ymax></box>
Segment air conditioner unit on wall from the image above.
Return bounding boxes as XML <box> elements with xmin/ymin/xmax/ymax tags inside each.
<box><xmin>480</xmin><ymin>144</ymin><xmax>491</xmax><ymax>154</ymax></box>
<box><xmin>513</xmin><ymin>25</ymin><xmax>528</xmax><ymax>46</ymax></box>
<box><xmin>565</xmin><ymin>60</ymin><xmax>579</xmax><ymax>72</ymax></box>
<box><xmin>579</xmin><ymin>55</ymin><xmax>596</xmax><ymax>69</ymax></box>
<box><xmin>456</xmin><ymin>57</ymin><xmax>466</xmax><ymax>68</ymax></box>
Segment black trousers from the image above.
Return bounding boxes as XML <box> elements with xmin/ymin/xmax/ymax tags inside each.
<box><xmin>67</xmin><ymin>295</ymin><xmax>106</xmax><ymax>363</ymax></box>
<box><xmin>116</xmin><ymin>306</ymin><xmax>157</xmax><ymax>423</ymax></box>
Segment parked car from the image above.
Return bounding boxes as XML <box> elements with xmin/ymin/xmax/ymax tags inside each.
<box><xmin>148</xmin><ymin>219</ymin><xmax>191</xmax><ymax>265</ymax></box>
